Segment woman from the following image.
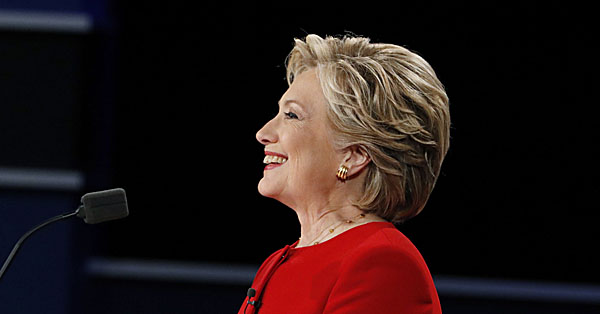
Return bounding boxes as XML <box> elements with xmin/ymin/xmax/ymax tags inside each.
<box><xmin>240</xmin><ymin>34</ymin><xmax>450</xmax><ymax>314</ymax></box>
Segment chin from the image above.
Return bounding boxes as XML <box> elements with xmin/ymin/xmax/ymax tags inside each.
<box><xmin>257</xmin><ymin>178</ymin><xmax>280</xmax><ymax>199</ymax></box>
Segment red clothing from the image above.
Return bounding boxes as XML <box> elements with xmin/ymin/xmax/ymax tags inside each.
<box><xmin>239</xmin><ymin>222</ymin><xmax>441</xmax><ymax>314</ymax></box>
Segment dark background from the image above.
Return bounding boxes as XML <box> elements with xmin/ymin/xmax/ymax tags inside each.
<box><xmin>1</xmin><ymin>1</ymin><xmax>598</xmax><ymax>313</ymax></box>
<box><xmin>109</xmin><ymin>0</ymin><xmax>599</xmax><ymax>282</ymax></box>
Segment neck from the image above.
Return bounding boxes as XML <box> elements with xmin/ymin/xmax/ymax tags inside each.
<box><xmin>287</xmin><ymin>170</ymin><xmax>384</xmax><ymax>247</ymax></box>
<box><xmin>295</xmin><ymin>204</ymin><xmax>382</xmax><ymax>248</ymax></box>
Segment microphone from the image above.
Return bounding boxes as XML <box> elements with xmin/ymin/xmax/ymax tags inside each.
<box><xmin>0</xmin><ymin>188</ymin><xmax>129</xmax><ymax>282</ymax></box>
<box><xmin>77</xmin><ymin>188</ymin><xmax>129</xmax><ymax>224</ymax></box>
<box><xmin>244</xmin><ymin>288</ymin><xmax>259</xmax><ymax>313</ymax></box>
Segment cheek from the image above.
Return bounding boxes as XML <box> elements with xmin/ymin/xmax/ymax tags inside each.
<box><xmin>289</xmin><ymin>144</ymin><xmax>337</xmax><ymax>183</ymax></box>
<box><xmin>282</xmin><ymin>125</ymin><xmax>339</xmax><ymax>184</ymax></box>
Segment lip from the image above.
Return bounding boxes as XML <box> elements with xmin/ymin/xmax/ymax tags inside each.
<box><xmin>265</xmin><ymin>151</ymin><xmax>288</xmax><ymax>158</ymax></box>
<box><xmin>264</xmin><ymin>163</ymin><xmax>283</xmax><ymax>171</ymax></box>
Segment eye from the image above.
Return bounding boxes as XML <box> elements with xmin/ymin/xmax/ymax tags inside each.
<box><xmin>284</xmin><ymin>111</ymin><xmax>299</xmax><ymax>119</ymax></box>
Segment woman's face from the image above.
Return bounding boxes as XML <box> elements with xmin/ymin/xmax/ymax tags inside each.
<box><xmin>256</xmin><ymin>69</ymin><xmax>342</xmax><ymax>208</ymax></box>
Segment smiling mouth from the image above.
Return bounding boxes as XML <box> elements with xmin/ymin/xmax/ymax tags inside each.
<box><xmin>263</xmin><ymin>152</ymin><xmax>288</xmax><ymax>170</ymax></box>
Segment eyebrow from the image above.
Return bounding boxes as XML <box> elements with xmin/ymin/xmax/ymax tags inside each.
<box><xmin>278</xmin><ymin>99</ymin><xmax>304</xmax><ymax>108</ymax></box>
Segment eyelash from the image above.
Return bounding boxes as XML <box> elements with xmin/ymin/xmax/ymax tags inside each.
<box><xmin>284</xmin><ymin>111</ymin><xmax>299</xmax><ymax>119</ymax></box>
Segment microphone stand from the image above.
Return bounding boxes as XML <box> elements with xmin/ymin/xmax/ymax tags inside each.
<box><xmin>0</xmin><ymin>207</ymin><xmax>81</xmax><ymax>282</ymax></box>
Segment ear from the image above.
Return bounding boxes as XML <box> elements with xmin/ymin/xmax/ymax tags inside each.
<box><xmin>341</xmin><ymin>145</ymin><xmax>371</xmax><ymax>178</ymax></box>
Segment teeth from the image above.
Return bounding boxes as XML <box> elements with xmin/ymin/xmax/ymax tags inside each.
<box><xmin>263</xmin><ymin>155</ymin><xmax>287</xmax><ymax>164</ymax></box>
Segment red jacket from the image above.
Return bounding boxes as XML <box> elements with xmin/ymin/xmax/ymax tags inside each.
<box><xmin>239</xmin><ymin>222</ymin><xmax>441</xmax><ymax>313</ymax></box>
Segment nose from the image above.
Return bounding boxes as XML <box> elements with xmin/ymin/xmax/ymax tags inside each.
<box><xmin>256</xmin><ymin>117</ymin><xmax>277</xmax><ymax>145</ymax></box>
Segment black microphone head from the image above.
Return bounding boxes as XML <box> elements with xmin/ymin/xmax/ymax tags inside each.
<box><xmin>77</xmin><ymin>188</ymin><xmax>129</xmax><ymax>224</ymax></box>
<box><xmin>247</xmin><ymin>288</ymin><xmax>256</xmax><ymax>298</ymax></box>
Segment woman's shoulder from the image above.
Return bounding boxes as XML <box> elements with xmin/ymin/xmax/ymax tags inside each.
<box><xmin>349</xmin><ymin>222</ymin><xmax>418</xmax><ymax>250</ymax></box>
<box><xmin>327</xmin><ymin>222</ymin><xmax>441</xmax><ymax>313</ymax></box>
<box><xmin>341</xmin><ymin>222</ymin><xmax>430</xmax><ymax>271</ymax></box>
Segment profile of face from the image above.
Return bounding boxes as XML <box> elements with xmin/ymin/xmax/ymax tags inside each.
<box><xmin>256</xmin><ymin>69</ymin><xmax>343</xmax><ymax>209</ymax></box>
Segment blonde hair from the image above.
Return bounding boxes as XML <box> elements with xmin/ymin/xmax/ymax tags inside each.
<box><xmin>286</xmin><ymin>34</ymin><xmax>450</xmax><ymax>223</ymax></box>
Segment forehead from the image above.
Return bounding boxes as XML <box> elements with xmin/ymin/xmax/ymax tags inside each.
<box><xmin>279</xmin><ymin>68</ymin><xmax>327</xmax><ymax>110</ymax></box>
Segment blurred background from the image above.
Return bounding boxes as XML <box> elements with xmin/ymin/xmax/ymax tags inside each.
<box><xmin>1</xmin><ymin>0</ymin><xmax>598</xmax><ymax>313</ymax></box>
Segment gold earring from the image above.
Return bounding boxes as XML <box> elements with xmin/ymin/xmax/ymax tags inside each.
<box><xmin>336</xmin><ymin>165</ymin><xmax>349</xmax><ymax>181</ymax></box>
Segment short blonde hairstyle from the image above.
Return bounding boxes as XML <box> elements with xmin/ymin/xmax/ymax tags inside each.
<box><xmin>286</xmin><ymin>34</ymin><xmax>450</xmax><ymax>223</ymax></box>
